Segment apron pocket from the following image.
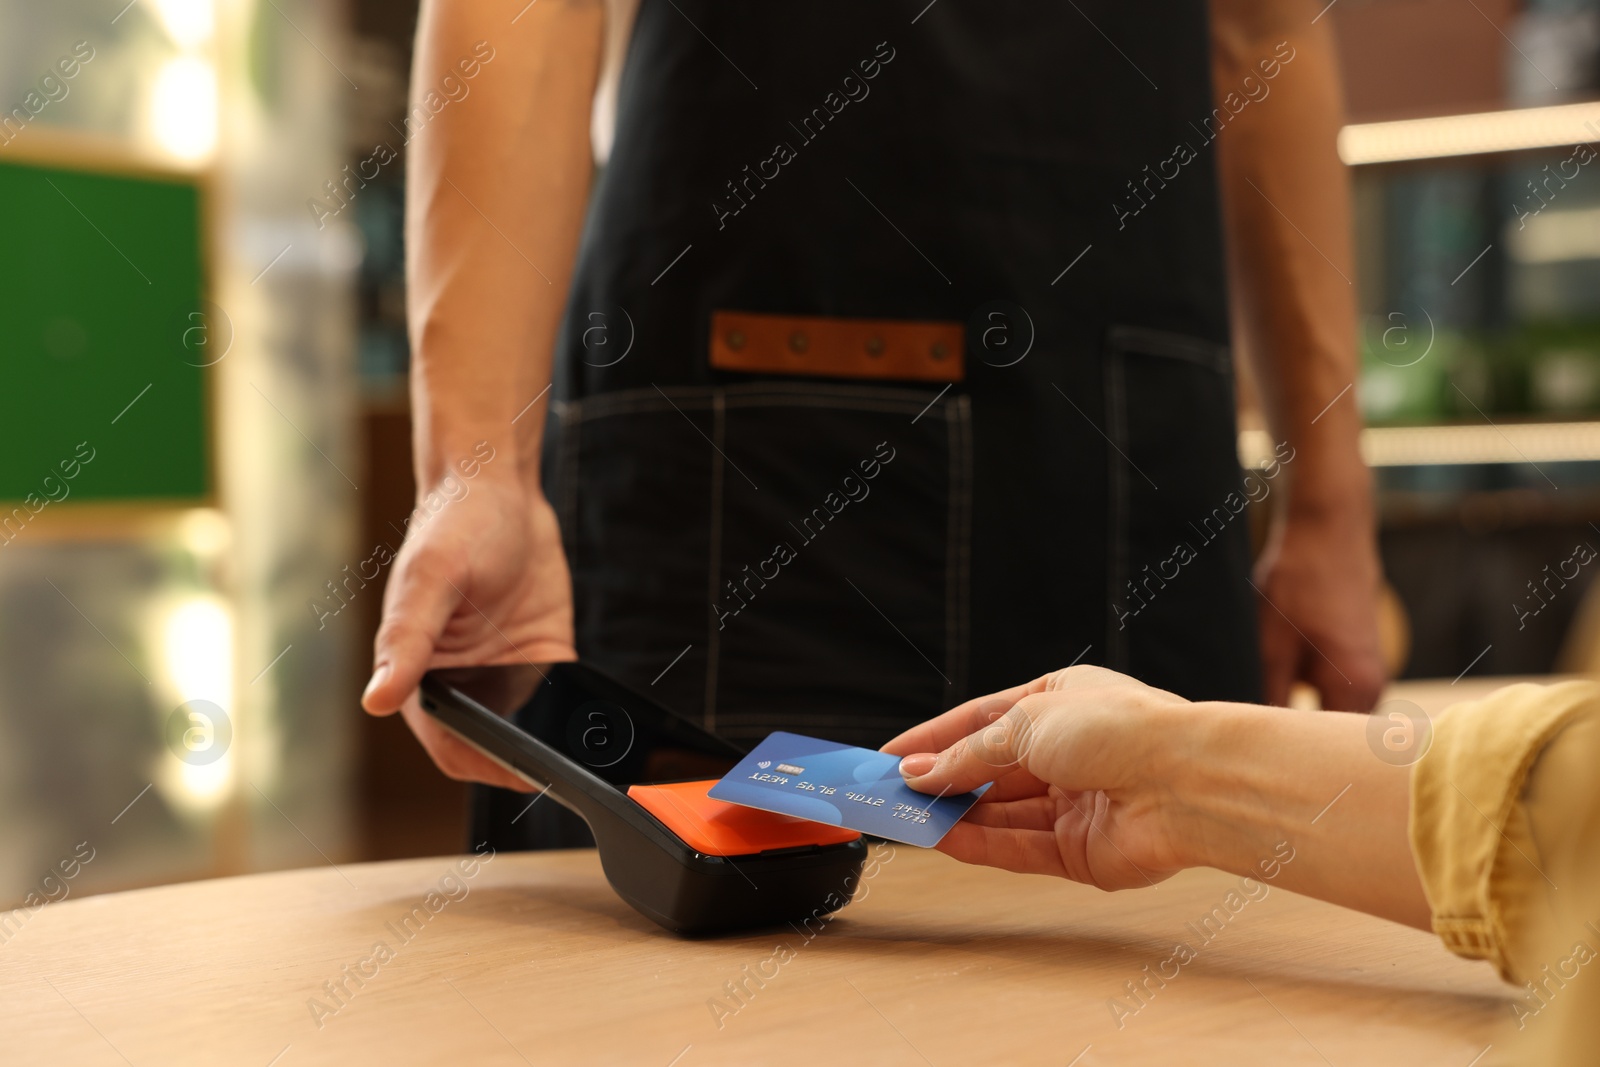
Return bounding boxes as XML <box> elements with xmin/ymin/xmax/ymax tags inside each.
<box><xmin>1103</xmin><ymin>326</ymin><xmax>1261</xmax><ymax>701</ymax></box>
<box><xmin>549</xmin><ymin>381</ymin><xmax>972</xmax><ymax>748</ymax></box>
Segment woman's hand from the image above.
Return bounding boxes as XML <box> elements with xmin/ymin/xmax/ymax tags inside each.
<box><xmin>882</xmin><ymin>666</ymin><xmax>1210</xmax><ymax>891</ymax></box>
<box><xmin>884</xmin><ymin>665</ymin><xmax>1433</xmax><ymax>929</ymax></box>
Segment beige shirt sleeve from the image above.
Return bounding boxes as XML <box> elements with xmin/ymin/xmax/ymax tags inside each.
<box><xmin>1409</xmin><ymin>679</ymin><xmax>1600</xmax><ymax>986</ymax></box>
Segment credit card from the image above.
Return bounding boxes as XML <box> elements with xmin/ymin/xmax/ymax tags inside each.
<box><xmin>707</xmin><ymin>731</ymin><xmax>989</xmax><ymax>848</ymax></box>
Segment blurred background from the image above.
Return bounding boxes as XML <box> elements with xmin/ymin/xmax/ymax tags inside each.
<box><xmin>3</xmin><ymin>0</ymin><xmax>1599</xmax><ymax>902</ymax></box>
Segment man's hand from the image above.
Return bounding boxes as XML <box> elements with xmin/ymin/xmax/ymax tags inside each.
<box><xmin>377</xmin><ymin>0</ymin><xmax>603</xmax><ymax>786</ymax></box>
<box><xmin>1209</xmin><ymin>0</ymin><xmax>1386</xmax><ymax>709</ymax></box>
<box><xmin>361</xmin><ymin>477</ymin><xmax>576</xmax><ymax>790</ymax></box>
<box><xmin>1255</xmin><ymin>507</ymin><xmax>1386</xmax><ymax>711</ymax></box>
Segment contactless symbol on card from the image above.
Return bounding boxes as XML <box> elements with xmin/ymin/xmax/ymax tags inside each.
<box><xmin>709</xmin><ymin>731</ymin><xmax>988</xmax><ymax>848</ymax></box>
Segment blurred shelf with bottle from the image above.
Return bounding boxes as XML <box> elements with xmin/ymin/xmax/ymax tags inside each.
<box><xmin>1292</xmin><ymin>0</ymin><xmax>1600</xmax><ymax>681</ymax></box>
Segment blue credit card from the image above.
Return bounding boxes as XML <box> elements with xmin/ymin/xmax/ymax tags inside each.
<box><xmin>707</xmin><ymin>731</ymin><xmax>989</xmax><ymax>848</ymax></box>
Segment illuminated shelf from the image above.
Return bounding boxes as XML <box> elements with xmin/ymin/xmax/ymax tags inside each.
<box><xmin>1339</xmin><ymin>100</ymin><xmax>1600</xmax><ymax>165</ymax></box>
<box><xmin>1240</xmin><ymin>422</ymin><xmax>1600</xmax><ymax>470</ymax></box>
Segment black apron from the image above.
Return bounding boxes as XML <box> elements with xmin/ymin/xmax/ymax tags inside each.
<box><xmin>476</xmin><ymin>0</ymin><xmax>1261</xmax><ymax>850</ymax></box>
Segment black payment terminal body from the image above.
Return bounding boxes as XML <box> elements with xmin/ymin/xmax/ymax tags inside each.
<box><xmin>419</xmin><ymin>662</ymin><xmax>867</xmax><ymax>936</ymax></box>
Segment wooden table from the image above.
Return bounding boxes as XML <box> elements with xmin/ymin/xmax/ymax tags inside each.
<box><xmin>3</xmin><ymin>678</ymin><xmax>1524</xmax><ymax>1065</ymax></box>
<box><xmin>2</xmin><ymin>845</ymin><xmax>1509</xmax><ymax>1066</ymax></box>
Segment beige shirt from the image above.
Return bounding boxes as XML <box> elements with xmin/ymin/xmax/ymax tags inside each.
<box><xmin>1410</xmin><ymin>679</ymin><xmax>1600</xmax><ymax>1063</ymax></box>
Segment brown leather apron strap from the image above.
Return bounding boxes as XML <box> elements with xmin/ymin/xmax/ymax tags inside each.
<box><xmin>709</xmin><ymin>311</ymin><xmax>965</xmax><ymax>382</ymax></box>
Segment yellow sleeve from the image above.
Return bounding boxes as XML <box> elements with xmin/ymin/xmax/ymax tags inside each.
<box><xmin>1408</xmin><ymin>680</ymin><xmax>1600</xmax><ymax>984</ymax></box>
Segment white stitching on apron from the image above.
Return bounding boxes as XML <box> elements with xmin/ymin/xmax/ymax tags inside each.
<box><xmin>704</xmin><ymin>390</ymin><xmax>727</xmax><ymax>730</ymax></box>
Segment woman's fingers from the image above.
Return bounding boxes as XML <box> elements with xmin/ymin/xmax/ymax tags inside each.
<box><xmin>959</xmin><ymin>794</ymin><xmax>1061</xmax><ymax>831</ymax></box>
<box><xmin>1042</xmin><ymin>663</ymin><xmax>1139</xmax><ymax>692</ymax></box>
<box><xmin>890</xmin><ymin>665</ymin><xmax>1190</xmax><ymax>892</ymax></box>
<box><xmin>881</xmin><ymin>679</ymin><xmax>1044</xmax><ymax>757</ymax></box>
<box><xmin>899</xmin><ymin>698</ymin><xmax>1044</xmax><ymax>797</ymax></box>
<box><xmin>935</xmin><ymin>822</ymin><xmax>1069</xmax><ymax>878</ymax></box>
<box><xmin>969</xmin><ymin>769</ymin><xmax>1051</xmax><ymax>804</ymax></box>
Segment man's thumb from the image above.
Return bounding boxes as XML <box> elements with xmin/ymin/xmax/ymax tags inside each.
<box><xmin>363</xmin><ymin>561</ymin><xmax>461</xmax><ymax>715</ymax></box>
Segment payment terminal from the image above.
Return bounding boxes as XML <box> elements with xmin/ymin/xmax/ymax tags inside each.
<box><xmin>419</xmin><ymin>662</ymin><xmax>866</xmax><ymax>936</ymax></box>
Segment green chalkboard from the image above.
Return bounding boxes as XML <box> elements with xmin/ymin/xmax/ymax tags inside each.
<box><xmin>0</xmin><ymin>156</ymin><xmax>208</xmax><ymax>506</ymax></box>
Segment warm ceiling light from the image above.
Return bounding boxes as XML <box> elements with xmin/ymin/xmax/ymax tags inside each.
<box><xmin>1241</xmin><ymin>424</ymin><xmax>1600</xmax><ymax>468</ymax></box>
<box><xmin>152</xmin><ymin>0</ymin><xmax>215</xmax><ymax>50</ymax></box>
<box><xmin>149</xmin><ymin>55</ymin><xmax>217</xmax><ymax>162</ymax></box>
<box><xmin>1338</xmin><ymin>101</ymin><xmax>1600</xmax><ymax>165</ymax></box>
<box><xmin>161</xmin><ymin>594</ymin><xmax>233</xmax><ymax>705</ymax></box>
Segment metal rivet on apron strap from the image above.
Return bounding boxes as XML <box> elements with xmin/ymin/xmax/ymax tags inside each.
<box><xmin>789</xmin><ymin>331</ymin><xmax>809</xmax><ymax>354</ymax></box>
<box><xmin>726</xmin><ymin>330</ymin><xmax>746</xmax><ymax>351</ymax></box>
<box><xmin>930</xmin><ymin>341</ymin><xmax>949</xmax><ymax>361</ymax></box>
<box><xmin>865</xmin><ymin>335</ymin><xmax>885</xmax><ymax>357</ymax></box>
